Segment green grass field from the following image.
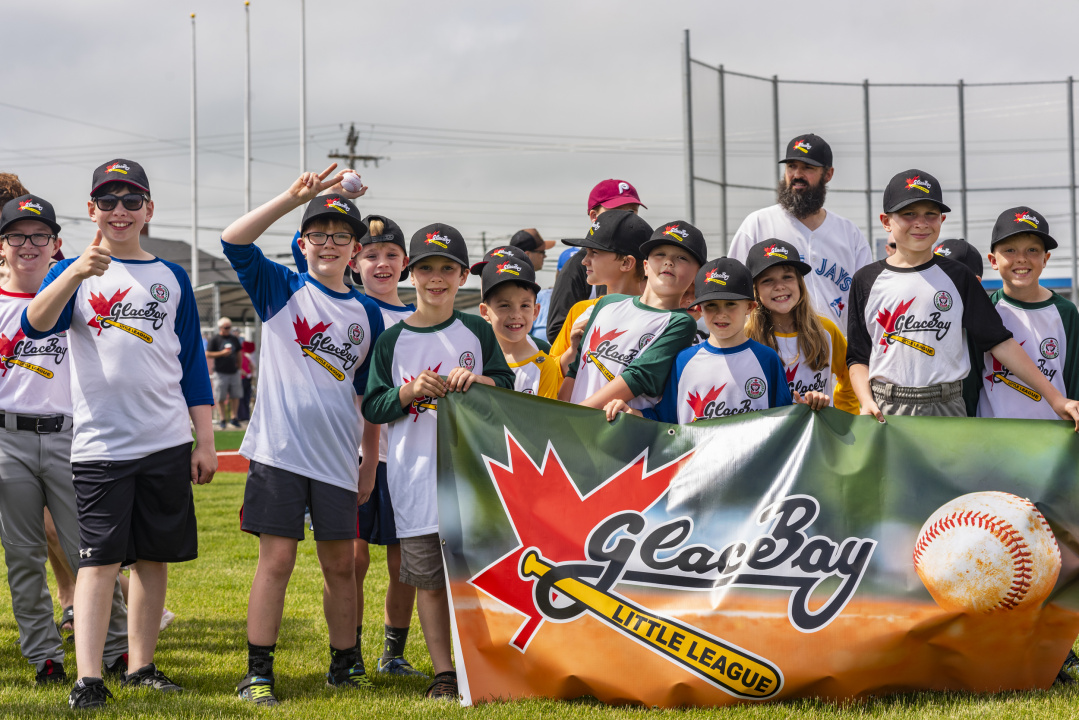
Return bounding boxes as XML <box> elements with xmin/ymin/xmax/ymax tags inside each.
<box><xmin>1</xmin><ymin>470</ymin><xmax>1078</xmax><ymax>718</ymax></box>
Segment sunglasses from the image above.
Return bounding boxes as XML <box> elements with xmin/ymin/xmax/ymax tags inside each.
<box><xmin>93</xmin><ymin>193</ymin><xmax>148</xmax><ymax>212</ymax></box>
<box><xmin>303</xmin><ymin>232</ymin><xmax>355</xmax><ymax>246</ymax></box>
<box><xmin>1</xmin><ymin>233</ymin><xmax>56</xmax><ymax>247</ymax></box>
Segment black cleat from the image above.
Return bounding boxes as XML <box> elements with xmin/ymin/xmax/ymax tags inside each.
<box><xmin>36</xmin><ymin>658</ymin><xmax>66</xmax><ymax>685</ymax></box>
<box><xmin>424</xmin><ymin>670</ymin><xmax>459</xmax><ymax>701</ymax></box>
<box><xmin>69</xmin><ymin>677</ymin><xmax>112</xmax><ymax>709</ymax></box>
<box><xmin>237</xmin><ymin>672</ymin><xmax>279</xmax><ymax>706</ymax></box>
<box><xmin>121</xmin><ymin>663</ymin><xmax>182</xmax><ymax>692</ymax></box>
<box><xmin>103</xmin><ymin>653</ymin><xmax>128</xmax><ymax>678</ymax></box>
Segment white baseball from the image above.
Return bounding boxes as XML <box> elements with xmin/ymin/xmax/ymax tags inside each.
<box><xmin>341</xmin><ymin>172</ymin><xmax>363</xmax><ymax>194</ymax></box>
<box><xmin>913</xmin><ymin>491</ymin><xmax>1060</xmax><ymax>613</ymax></box>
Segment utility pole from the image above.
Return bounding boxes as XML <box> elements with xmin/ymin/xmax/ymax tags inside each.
<box><xmin>328</xmin><ymin>123</ymin><xmax>388</xmax><ymax>168</ymax></box>
<box><xmin>481</xmin><ymin>231</ymin><xmax>487</xmax><ymax>254</ymax></box>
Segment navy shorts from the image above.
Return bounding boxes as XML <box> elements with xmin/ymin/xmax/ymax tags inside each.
<box><xmin>72</xmin><ymin>442</ymin><xmax>197</xmax><ymax>567</ymax></box>
<box><xmin>241</xmin><ymin>460</ymin><xmax>357</xmax><ymax>541</ymax></box>
<box><xmin>356</xmin><ymin>460</ymin><xmax>399</xmax><ymax>545</ymax></box>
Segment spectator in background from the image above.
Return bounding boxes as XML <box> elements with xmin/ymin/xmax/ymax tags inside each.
<box><xmin>531</xmin><ymin>247</ymin><xmax>577</xmax><ymax>343</ymax></box>
<box><xmin>205</xmin><ymin>317</ymin><xmax>244</xmax><ymax>429</ymax></box>
<box><xmin>237</xmin><ymin>339</ymin><xmax>256</xmax><ymax>423</ymax></box>
<box><xmin>509</xmin><ymin>228</ymin><xmax>554</xmax><ymax>271</ymax></box>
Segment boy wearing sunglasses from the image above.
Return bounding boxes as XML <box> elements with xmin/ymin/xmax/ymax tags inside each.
<box><xmin>221</xmin><ymin>165</ymin><xmax>384</xmax><ymax>705</ymax></box>
<box><xmin>23</xmin><ymin>160</ymin><xmax>216</xmax><ymax>709</ymax></box>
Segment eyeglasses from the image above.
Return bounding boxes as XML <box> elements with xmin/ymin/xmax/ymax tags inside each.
<box><xmin>93</xmin><ymin>194</ymin><xmax>148</xmax><ymax>212</ymax></box>
<box><xmin>303</xmin><ymin>232</ymin><xmax>355</xmax><ymax>246</ymax></box>
<box><xmin>1</xmin><ymin>233</ymin><xmax>56</xmax><ymax>247</ymax></box>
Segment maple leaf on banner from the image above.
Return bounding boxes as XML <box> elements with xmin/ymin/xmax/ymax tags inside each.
<box><xmin>87</xmin><ymin>288</ymin><xmax>131</xmax><ymax>334</ymax></box>
<box><xmin>469</xmin><ymin>432</ymin><xmax>693</xmax><ymax>651</ymax></box>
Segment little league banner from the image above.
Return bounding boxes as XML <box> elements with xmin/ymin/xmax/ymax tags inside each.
<box><xmin>436</xmin><ymin>386</ymin><xmax>1079</xmax><ymax>707</ymax></box>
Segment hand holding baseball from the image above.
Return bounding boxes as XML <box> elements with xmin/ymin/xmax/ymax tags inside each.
<box><xmin>288</xmin><ymin>163</ymin><xmax>347</xmax><ymax>205</ymax></box>
<box><xmin>72</xmin><ymin>230</ymin><xmax>111</xmax><ymax>279</ymax></box>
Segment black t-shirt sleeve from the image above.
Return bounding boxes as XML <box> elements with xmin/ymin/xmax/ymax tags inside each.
<box><xmin>845</xmin><ymin>262</ymin><xmax>882</xmax><ymax>368</ymax></box>
<box><xmin>546</xmin><ymin>250</ymin><xmax>605</xmax><ymax>343</ymax></box>
<box><xmin>940</xmin><ymin>260</ymin><xmax>1012</xmax><ymax>352</ymax></box>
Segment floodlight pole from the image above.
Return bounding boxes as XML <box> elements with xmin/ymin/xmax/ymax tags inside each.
<box><xmin>299</xmin><ymin>0</ymin><xmax>307</xmax><ymax>173</ymax></box>
<box><xmin>718</xmin><ymin>64</ymin><xmax>728</xmax><ymax>254</ymax></box>
<box><xmin>244</xmin><ymin>1</ymin><xmax>251</xmax><ymax>213</ymax></box>
<box><xmin>958</xmin><ymin>79</ymin><xmax>969</xmax><ymax>241</ymax></box>
<box><xmin>863</xmin><ymin>79</ymin><xmax>874</xmax><ymax>257</ymax></box>
<box><xmin>1069</xmin><ymin>76</ymin><xmax>1077</xmax><ymax>301</ymax></box>
<box><xmin>190</xmin><ymin>13</ymin><xmax>199</xmax><ymax>289</ymax></box>
<box><xmin>681</xmin><ymin>29</ymin><xmax>695</xmax><ymax>224</ymax></box>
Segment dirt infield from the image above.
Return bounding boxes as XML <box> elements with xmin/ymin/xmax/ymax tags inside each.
<box><xmin>216</xmin><ymin>451</ymin><xmax>249</xmax><ymax>474</ymax></box>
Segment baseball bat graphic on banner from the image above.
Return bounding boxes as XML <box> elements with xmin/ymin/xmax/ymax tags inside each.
<box><xmin>94</xmin><ymin>315</ymin><xmax>153</xmax><ymax>344</ymax></box>
<box><xmin>519</xmin><ymin>549</ymin><xmax>782</xmax><ymax>699</ymax></box>
<box><xmin>882</xmin><ymin>332</ymin><xmax>934</xmax><ymax>356</ymax></box>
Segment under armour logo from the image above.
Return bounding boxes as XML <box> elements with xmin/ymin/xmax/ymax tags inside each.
<box><xmin>79</xmin><ymin>548</ymin><xmax>92</xmax><ymax>558</ymax></box>
<box><xmin>618</xmin><ymin>182</ymin><xmax>629</xmax><ymax>194</ymax></box>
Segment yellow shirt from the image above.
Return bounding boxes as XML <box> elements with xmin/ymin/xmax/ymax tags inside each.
<box><xmin>508</xmin><ymin>350</ymin><xmax>561</xmax><ymax>399</ymax></box>
<box><xmin>550</xmin><ymin>298</ymin><xmax>601</xmax><ymax>361</ymax></box>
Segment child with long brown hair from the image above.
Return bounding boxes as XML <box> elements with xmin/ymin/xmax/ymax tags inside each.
<box><xmin>744</xmin><ymin>239</ymin><xmax>858</xmax><ymax>413</ymax></box>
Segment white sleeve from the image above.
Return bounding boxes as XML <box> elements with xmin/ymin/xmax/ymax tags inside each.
<box><xmin>728</xmin><ymin>216</ymin><xmax>758</xmax><ymax>261</ymax></box>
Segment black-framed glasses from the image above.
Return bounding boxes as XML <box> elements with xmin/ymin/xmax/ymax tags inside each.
<box><xmin>303</xmin><ymin>232</ymin><xmax>355</xmax><ymax>246</ymax></box>
<box><xmin>1</xmin><ymin>233</ymin><xmax>56</xmax><ymax>247</ymax></box>
<box><xmin>93</xmin><ymin>193</ymin><xmax>148</xmax><ymax>212</ymax></box>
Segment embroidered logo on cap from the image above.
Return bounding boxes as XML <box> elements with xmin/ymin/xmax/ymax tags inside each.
<box><xmin>17</xmin><ymin>200</ymin><xmax>43</xmax><ymax>215</ymax></box>
<box><xmin>496</xmin><ymin>260</ymin><xmax>522</xmax><ymax>276</ymax></box>
<box><xmin>324</xmin><ymin>198</ymin><xmax>352</xmax><ymax>214</ymax></box>
<box><xmin>793</xmin><ymin>139</ymin><xmax>812</xmax><ymax>154</ymax></box>
<box><xmin>106</xmin><ymin>162</ymin><xmax>130</xmax><ymax>175</ymax></box>
<box><xmin>589</xmin><ymin>220</ymin><xmax>600</xmax><ymax>235</ymax></box>
<box><xmin>489</xmin><ymin>248</ymin><xmax>513</xmax><ymax>258</ymax></box>
<box><xmin>425</xmin><ymin>231</ymin><xmax>450</xmax><ymax>248</ymax></box>
<box><xmin>905</xmin><ymin>176</ymin><xmax>932</xmax><ymax>194</ymax></box>
<box><xmin>934</xmin><ymin>245</ymin><xmax>951</xmax><ymax>256</ymax></box>
<box><xmin>763</xmin><ymin>243</ymin><xmax>789</xmax><ymax>259</ymax></box>
<box><xmin>706</xmin><ymin>269</ymin><xmax>729</xmax><ymax>285</ymax></box>
<box><xmin>618</xmin><ymin>182</ymin><xmax>629</xmax><ymax>194</ymax></box>
<box><xmin>662</xmin><ymin>225</ymin><xmax>688</xmax><ymax>241</ymax></box>
<box><xmin>1014</xmin><ymin>211</ymin><xmax>1040</xmax><ymax>229</ymax></box>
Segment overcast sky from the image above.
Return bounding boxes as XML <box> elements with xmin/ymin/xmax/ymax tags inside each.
<box><xmin>5</xmin><ymin>1</ymin><xmax>1079</xmax><ymax>287</ymax></box>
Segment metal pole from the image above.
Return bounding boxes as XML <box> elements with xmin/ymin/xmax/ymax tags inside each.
<box><xmin>1069</xmin><ymin>76</ymin><xmax>1077</xmax><ymax>301</ymax></box>
<box><xmin>719</xmin><ymin>64</ymin><xmax>728</xmax><ymax>255</ymax></box>
<box><xmin>772</xmin><ymin>74</ymin><xmax>781</xmax><ymax>181</ymax></box>
<box><xmin>958</xmin><ymin>79</ymin><xmax>969</xmax><ymax>241</ymax></box>
<box><xmin>190</xmin><ymin>13</ymin><xmax>199</xmax><ymax>289</ymax></box>
<box><xmin>299</xmin><ymin>0</ymin><xmax>307</xmax><ymax>172</ymax></box>
<box><xmin>681</xmin><ymin>29</ymin><xmax>695</xmax><ymax>223</ymax></box>
<box><xmin>863</xmin><ymin>79</ymin><xmax>874</xmax><ymax>257</ymax></box>
<box><xmin>244</xmin><ymin>1</ymin><xmax>251</xmax><ymax>213</ymax></box>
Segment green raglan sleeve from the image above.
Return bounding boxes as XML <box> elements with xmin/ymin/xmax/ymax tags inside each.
<box><xmin>622</xmin><ymin>311</ymin><xmax>697</xmax><ymax>398</ymax></box>
<box><xmin>1054</xmin><ymin>293</ymin><xmax>1079</xmax><ymax>398</ymax></box>
<box><xmin>565</xmin><ymin>294</ymin><xmax>617</xmax><ymax>380</ymax></box>
<box><xmin>459</xmin><ymin>313</ymin><xmax>516</xmax><ymax>389</ymax></box>
<box><xmin>362</xmin><ymin>323</ymin><xmax>410</xmax><ymax>424</ymax></box>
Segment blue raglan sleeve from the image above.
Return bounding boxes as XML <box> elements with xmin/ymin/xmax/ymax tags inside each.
<box><xmin>752</xmin><ymin>342</ymin><xmax>792</xmax><ymax>408</ymax></box>
<box><xmin>21</xmin><ymin>259</ymin><xmax>78</xmax><ymax>338</ymax></box>
<box><xmin>222</xmin><ymin>240</ymin><xmax>304</xmax><ymax>322</ymax></box>
<box><xmin>165</xmin><ymin>261</ymin><xmax>214</xmax><ymax>407</ymax></box>
<box><xmin>352</xmin><ymin>295</ymin><xmax>385</xmax><ymax>396</ymax></box>
<box><xmin>291</xmin><ymin>231</ymin><xmax>306</xmax><ymax>273</ymax></box>
<box><xmin>648</xmin><ymin>346</ymin><xmax>691</xmax><ymax>423</ymax></box>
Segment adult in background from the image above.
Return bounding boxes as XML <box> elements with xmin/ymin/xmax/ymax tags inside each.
<box><xmin>729</xmin><ymin>134</ymin><xmax>871</xmax><ymax>335</ymax></box>
<box><xmin>509</xmin><ymin>228</ymin><xmax>554</xmax><ymax>271</ymax></box>
<box><xmin>532</xmin><ymin>248</ymin><xmax>576</xmax><ymax>342</ymax></box>
<box><xmin>205</xmin><ymin>317</ymin><xmax>244</xmax><ymax>429</ymax></box>
<box><xmin>546</xmin><ymin>179</ymin><xmax>645</xmax><ymax>342</ymax></box>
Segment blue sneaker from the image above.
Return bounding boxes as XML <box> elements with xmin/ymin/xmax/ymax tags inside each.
<box><xmin>378</xmin><ymin>656</ymin><xmax>428</xmax><ymax>678</ymax></box>
<box><xmin>238</xmin><ymin>672</ymin><xmax>278</xmax><ymax>706</ymax></box>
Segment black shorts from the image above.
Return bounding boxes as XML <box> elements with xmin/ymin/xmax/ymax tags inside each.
<box><xmin>72</xmin><ymin>443</ymin><xmax>197</xmax><ymax>567</ymax></box>
<box><xmin>356</xmin><ymin>461</ymin><xmax>400</xmax><ymax>545</ymax></box>
<box><xmin>241</xmin><ymin>460</ymin><xmax>357</xmax><ymax>541</ymax></box>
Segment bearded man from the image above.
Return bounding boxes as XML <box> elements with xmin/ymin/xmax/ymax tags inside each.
<box><xmin>729</xmin><ymin>133</ymin><xmax>871</xmax><ymax>335</ymax></box>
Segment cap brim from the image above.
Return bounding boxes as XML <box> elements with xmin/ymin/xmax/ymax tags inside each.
<box><xmin>883</xmin><ymin>197</ymin><xmax>952</xmax><ymax>214</ymax></box>
<box><xmin>542</xmin><ymin>239</ymin><xmax>556</xmax><ymax>249</ymax></box>
<box><xmin>639</xmin><ymin>239</ymin><xmax>706</xmax><ymax>266</ymax></box>
<box><xmin>598</xmin><ymin>197</ymin><xmax>647</xmax><ymax>210</ymax></box>
<box><xmin>407</xmin><ymin>250</ymin><xmax>468</xmax><ymax>269</ymax></box>
<box><xmin>991</xmin><ymin>229</ymin><xmax>1058</xmax><ymax>251</ymax></box>
<box><xmin>90</xmin><ymin>179</ymin><xmax>151</xmax><ymax>196</ymax></box>
<box><xmin>468</xmin><ymin>260</ymin><xmax>487</xmax><ymax>276</ymax></box>
<box><xmin>0</xmin><ymin>217</ymin><xmax>62</xmax><ymax>235</ymax></box>
<box><xmin>482</xmin><ymin>275</ymin><xmax>541</xmax><ymax>298</ymax></box>
<box><xmin>751</xmin><ymin>258</ymin><xmax>813</xmax><ymax>278</ymax></box>
<box><xmin>779</xmin><ymin>157</ymin><xmax>825</xmax><ymax>168</ymax></box>
<box><xmin>689</xmin><ymin>290</ymin><xmax>754</xmax><ymax>307</ymax></box>
<box><xmin>561</xmin><ymin>236</ymin><xmax>611</xmax><ymax>252</ymax></box>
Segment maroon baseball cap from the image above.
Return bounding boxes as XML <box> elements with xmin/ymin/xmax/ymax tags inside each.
<box><xmin>587</xmin><ymin>179</ymin><xmax>646</xmax><ymax>212</ymax></box>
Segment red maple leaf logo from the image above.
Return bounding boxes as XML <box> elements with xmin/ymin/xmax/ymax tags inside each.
<box><xmin>469</xmin><ymin>432</ymin><xmax>693</xmax><ymax>650</ymax></box>
<box><xmin>906</xmin><ymin>176</ymin><xmax>921</xmax><ymax>189</ymax></box>
<box><xmin>87</xmin><ymin>288</ymin><xmax>131</xmax><ymax>335</ymax></box>
<box><xmin>985</xmin><ymin>341</ymin><xmax>1022</xmax><ymax>386</ymax></box>
<box><xmin>292</xmin><ymin>316</ymin><xmax>332</xmax><ymax>347</ymax></box>
<box><xmin>0</xmin><ymin>328</ymin><xmax>25</xmax><ymax>376</ymax></box>
<box><xmin>785</xmin><ymin>363</ymin><xmax>798</xmax><ymax>384</ymax></box>
<box><xmin>686</xmin><ymin>384</ymin><xmax>724</xmax><ymax>421</ymax></box>
<box><xmin>586</xmin><ymin>326</ymin><xmax>626</xmax><ymax>355</ymax></box>
<box><xmin>875</xmin><ymin>298</ymin><xmax>915</xmax><ymax>351</ymax></box>
<box><xmin>403</xmin><ymin>363</ymin><xmax>443</xmax><ymax>421</ymax></box>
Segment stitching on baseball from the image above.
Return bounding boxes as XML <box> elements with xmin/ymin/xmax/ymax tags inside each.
<box><xmin>913</xmin><ymin>499</ymin><xmax>1058</xmax><ymax>611</ymax></box>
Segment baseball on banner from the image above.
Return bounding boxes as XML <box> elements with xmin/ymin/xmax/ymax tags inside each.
<box><xmin>913</xmin><ymin>491</ymin><xmax>1061</xmax><ymax>613</ymax></box>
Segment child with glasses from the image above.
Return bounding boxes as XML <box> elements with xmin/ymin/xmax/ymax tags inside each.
<box><xmin>22</xmin><ymin>159</ymin><xmax>215</xmax><ymax>709</ymax></box>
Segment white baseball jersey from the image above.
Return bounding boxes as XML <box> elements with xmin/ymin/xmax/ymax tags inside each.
<box><xmin>224</xmin><ymin>241</ymin><xmax>384</xmax><ymax>491</ymax></box>
<box><xmin>24</xmin><ymin>257</ymin><xmax>211</xmax><ymax>462</ymax></box>
<box><xmin>0</xmin><ymin>290</ymin><xmax>70</xmax><ymax>416</ymax></box>
<box><xmin>364</xmin><ymin>297</ymin><xmax>414</xmax><ymax>463</ymax></box>
<box><xmin>773</xmin><ymin>316</ymin><xmax>858</xmax><ymax>414</ymax></box>
<box><xmin>730</xmin><ymin>205</ymin><xmax>872</xmax><ymax>334</ymax></box>
<box><xmin>362</xmin><ymin>312</ymin><xmax>514</xmax><ymax>538</ymax></box>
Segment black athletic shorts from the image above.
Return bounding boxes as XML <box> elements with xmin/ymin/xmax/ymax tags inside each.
<box><xmin>72</xmin><ymin>442</ymin><xmax>197</xmax><ymax>567</ymax></box>
<box><xmin>356</xmin><ymin>460</ymin><xmax>400</xmax><ymax>545</ymax></box>
<box><xmin>241</xmin><ymin>460</ymin><xmax>358</xmax><ymax>541</ymax></box>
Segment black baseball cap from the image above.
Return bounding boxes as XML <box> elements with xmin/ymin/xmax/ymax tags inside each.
<box><xmin>780</xmin><ymin>133</ymin><xmax>832</xmax><ymax>168</ymax></box>
<box><xmin>745</xmin><ymin>239</ymin><xmax>812</xmax><ymax>279</ymax></box>
<box><xmin>469</xmin><ymin>244</ymin><xmax>529</xmax><ymax>275</ymax></box>
<box><xmin>690</xmin><ymin>257</ymin><xmax>754</xmax><ymax>307</ymax></box>
<box><xmin>638</xmin><ymin>220</ymin><xmax>708</xmax><ymax>266</ymax></box>
<box><xmin>408</xmin><ymin>223</ymin><xmax>469</xmax><ymax>268</ymax></box>
<box><xmin>883</xmin><ymin>169</ymin><xmax>951</xmax><ymax>213</ymax></box>
<box><xmin>352</xmin><ymin>214</ymin><xmax>408</xmax><ymax>285</ymax></box>
<box><xmin>480</xmin><ymin>253</ymin><xmax>541</xmax><ymax>299</ymax></box>
<box><xmin>509</xmin><ymin>229</ymin><xmax>554</xmax><ymax>253</ymax></box>
<box><xmin>990</xmin><ymin>206</ymin><xmax>1057</xmax><ymax>251</ymax></box>
<box><xmin>933</xmin><ymin>238</ymin><xmax>984</xmax><ymax>277</ymax></box>
<box><xmin>90</xmin><ymin>159</ymin><xmax>150</xmax><ymax>196</ymax></box>
<box><xmin>561</xmin><ymin>209</ymin><xmax>652</xmax><ymax>260</ymax></box>
<box><xmin>0</xmin><ymin>194</ymin><xmax>62</xmax><ymax>235</ymax></box>
<box><xmin>299</xmin><ymin>194</ymin><xmax>367</xmax><ymax>239</ymax></box>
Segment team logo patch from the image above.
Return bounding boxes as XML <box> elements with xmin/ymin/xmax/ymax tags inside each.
<box><xmin>293</xmin><ymin>316</ymin><xmax>359</xmax><ymax>381</ymax></box>
<box><xmin>706</xmin><ymin>269</ymin><xmax>729</xmax><ymax>285</ymax></box>
<box><xmin>793</xmin><ymin>139</ymin><xmax>812</xmax><ymax>154</ymax></box>
<box><xmin>589</xmin><ymin>220</ymin><xmax>600</xmax><ymax>235</ymax></box>
<box><xmin>829</xmin><ymin>296</ymin><xmax>845</xmax><ymax>317</ymax></box>
<box><xmin>763</xmin><ymin>243</ymin><xmax>788</xmax><ymax>259</ymax></box>
<box><xmin>663</xmin><ymin>225</ymin><xmax>688</xmax><ymax>242</ymax></box>
<box><xmin>745</xmin><ymin>377</ymin><xmax>766</xmax><ymax>399</ymax></box>
<box><xmin>934</xmin><ymin>245</ymin><xmax>950</xmax><ymax>256</ymax></box>
<box><xmin>105</xmin><ymin>162</ymin><xmax>129</xmax><ymax>175</ymax></box>
<box><xmin>459</xmin><ymin>351</ymin><xmax>476</xmax><ymax>371</ymax></box>
<box><xmin>933</xmin><ymin>291</ymin><xmax>953</xmax><ymax>312</ymax></box>
<box><xmin>1041</xmin><ymin>337</ymin><xmax>1059</xmax><ymax>360</ymax></box>
<box><xmin>324</xmin><ymin>197</ymin><xmax>352</xmax><ymax>214</ymax></box>
<box><xmin>425</xmin><ymin>231</ymin><xmax>450</xmax><ymax>248</ymax></box>
<box><xmin>639</xmin><ymin>333</ymin><xmax>655</xmax><ymax>350</ymax></box>
<box><xmin>618</xmin><ymin>181</ymin><xmax>630</xmax><ymax>194</ymax></box>
<box><xmin>497</xmin><ymin>260</ymin><xmax>522</xmax><ymax>276</ymax></box>
<box><xmin>17</xmin><ymin>200</ymin><xmax>43</xmax><ymax>215</ymax></box>
<box><xmin>150</xmin><ymin>283</ymin><xmax>169</xmax><ymax>302</ymax></box>
<box><xmin>87</xmin><ymin>287</ymin><xmax>155</xmax><ymax>343</ymax></box>
<box><xmin>348</xmin><ymin>323</ymin><xmax>364</xmax><ymax>345</ymax></box>
<box><xmin>404</xmin><ymin>363</ymin><xmax>442</xmax><ymax>420</ymax></box>
<box><xmin>1015</xmin><ymin>211</ymin><xmax>1040</xmax><ymax>229</ymax></box>
<box><xmin>490</xmin><ymin>248</ymin><xmax>513</xmax><ymax>258</ymax></box>
<box><xmin>905</xmin><ymin>176</ymin><xmax>932</xmax><ymax>194</ymax></box>
<box><xmin>0</xmin><ymin>328</ymin><xmax>56</xmax><ymax>379</ymax></box>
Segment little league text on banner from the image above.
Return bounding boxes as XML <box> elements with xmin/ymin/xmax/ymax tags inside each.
<box><xmin>436</xmin><ymin>386</ymin><xmax>1079</xmax><ymax>707</ymax></box>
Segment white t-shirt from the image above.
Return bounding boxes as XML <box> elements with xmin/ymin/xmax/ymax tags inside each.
<box><xmin>0</xmin><ymin>289</ymin><xmax>70</xmax><ymax>416</ymax></box>
<box><xmin>730</xmin><ymin>204</ymin><xmax>873</xmax><ymax>335</ymax></box>
<box><xmin>365</xmin><ymin>297</ymin><xmax>414</xmax><ymax>463</ymax></box>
